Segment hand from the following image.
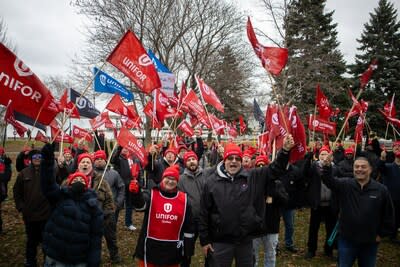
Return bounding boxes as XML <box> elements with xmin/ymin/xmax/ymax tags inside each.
<box><xmin>381</xmin><ymin>150</ymin><xmax>387</xmax><ymax>161</ymax></box>
<box><xmin>41</xmin><ymin>143</ymin><xmax>55</xmax><ymax>162</ymax></box>
<box><xmin>129</xmin><ymin>179</ymin><xmax>140</xmax><ymax>193</ymax></box>
<box><xmin>57</xmin><ymin>155</ymin><xmax>65</xmax><ymax>166</ymax></box>
<box><xmin>321</xmin><ymin>153</ymin><xmax>333</xmax><ymax>167</ymax></box>
<box><xmin>202</xmin><ymin>244</ymin><xmax>214</xmax><ymax>257</ymax></box>
<box><xmin>194</xmin><ymin>128</ymin><xmax>201</xmax><ymax>137</ymax></box>
<box><xmin>283</xmin><ymin>134</ymin><xmax>295</xmax><ymax>151</ymax></box>
<box><xmin>149</xmin><ymin>145</ymin><xmax>157</xmax><ymax>155</ymax></box>
<box><xmin>376</xmin><ymin>235</ymin><xmax>381</xmax><ymax>243</ymax></box>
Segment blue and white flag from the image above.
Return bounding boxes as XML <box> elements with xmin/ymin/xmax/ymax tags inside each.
<box><xmin>93</xmin><ymin>67</ymin><xmax>134</xmax><ymax>101</ymax></box>
<box><xmin>147</xmin><ymin>49</ymin><xmax>175</xmax><ymax>96</ymax></box>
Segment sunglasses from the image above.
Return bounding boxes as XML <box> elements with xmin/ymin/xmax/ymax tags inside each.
<box><xmin>31</xmin><ymin>154</ymin><xmax>42</xmax><ymax>160</ymax></box>
<box><xmin>226</xmin><ymin>156</ymin><xmax>242</xmax><ymax>161</ymax></box>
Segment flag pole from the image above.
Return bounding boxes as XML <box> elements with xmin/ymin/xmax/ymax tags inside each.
<box><xmin>59</xmin><ymin>109</ymin><xmax>66</xmax><ymax>156</ymax></box>
<box><xmin>196</xmin><ymin>84</ymin><xmax>219</xmax><ymax>145</ymax></box>
<box><xmin>97</xmin><ymin>140</ymin><xmax>119</xmax><ymax>190</ymax></box>
<box><xmin>267</xmin><ymin>74</ymin><xmax>290</xmax><ymax>133</ymax></box>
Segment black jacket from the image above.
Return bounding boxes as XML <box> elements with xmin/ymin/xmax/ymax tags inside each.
<box><xmin>321</xmin><ymin>165</ymin><xmax>395</xmax><ymax>244</ymax></box>
<box><xmin>199</xmin><ymin>150</ymin><xmax>289</xmax><ymax>245</ymax></box>
<box><xmin>280</xmin><ymin>164</ymin><xmax>307</xmax><ymax>209</ymax></box>
<box><xmin>336</xmin><ymin>158</ymin><xmax>354</xmax><ymax>178</ymax></box>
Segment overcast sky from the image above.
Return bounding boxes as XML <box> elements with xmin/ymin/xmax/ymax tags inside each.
<box><xmin>1</xmin><ymin>0</ymin><xmax>399</xmax><ymax>78</ymax></box>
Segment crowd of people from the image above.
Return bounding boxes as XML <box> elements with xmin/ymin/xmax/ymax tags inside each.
<box><xmin>0</xmin><ymin>129</ymin><xmax>398</xmax><ymax>267</ymax></box>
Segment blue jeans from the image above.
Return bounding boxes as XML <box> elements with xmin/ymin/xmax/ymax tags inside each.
<box><xmin>281</xmin><ymin>209</ymin><xmax>295</xmax><ymax>248</ymax></box>
<box><xmin>124</xmin><ymin>188</ymin><xmax>134</xmax><ymax>226</ymax></box>
<box><xmin>338</xmin><ymin>238</ymin><xmax>378</xmax><ymax>267</ymax></box>
<box><xmin>253</xmin><ymin>233</ymin><xmax>279</xmax><ymax>267</ymax></box>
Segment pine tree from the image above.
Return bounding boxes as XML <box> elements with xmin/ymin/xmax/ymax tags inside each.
<box><xmin>283</xmin><ymin>0</ymin><xmax>347</xmax><ymax>119</ymax></box>
<box><xmin>350</xmin><ymin>0</ymin><xmax>400</xmax><ymax>136</ymax></box>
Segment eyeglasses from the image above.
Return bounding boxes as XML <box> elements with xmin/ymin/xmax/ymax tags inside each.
<box><xmin>31</xmin><ymin>154</ymin><xmax>42</xmax><ymax>160</ymax></box>
<box><xmin>226</xmin><ymin>156</ymin><xmax>241</xmax><ymax>162</ymax></box>
<box><xmin>256</xmin><ymin>164</ymin><xmax>265</xmax><ymax>167</ymax></box>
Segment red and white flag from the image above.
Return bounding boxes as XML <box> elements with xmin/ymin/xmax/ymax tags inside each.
<box><xmin>288</xmin><ymin>106</ymin><xmax>306</xmax><ymax>163</ymax></box>
<box><xmin>316</xmin><ymin>84</ymin><xmax>332</xmax><ymax>120</ymax></box>
<box><xmin>196</xmin><ymin>75</ymin><xmax>224</xmax><ymax>113</ymax></box>
<box><xmin>59</xmin><ymin>89</ymin><xmax>80</xmax><ymax>118</ymax></box>
<box><xmin>308</xmin><ymin>115</ymin><xmax>337</xmax><ymax>136</ymax></box>
<box><xmin>72</xmin><ymin>125</ymin><xmax>93</xmax><ymax>142</ymax></box>
<box><xmin>354</xmin><ymin>115</ymin><xmax>365</xmax><ymax>144</ymax></box>
<box><xmin>239</xmin><ymin>115</ymin><xmax>246</xmax><ymax>134</ymax></box>
<box><xmin>107</xmin><ymin>30</ymin><xmax>161</xmax><ymax>95</ymax></box>
<box><xmin>257</xmin><ymin>131</ymin><xmax>269</xmax><ymax>155</ymax></box>
<box><xmin>34</xmin><ymin>131</ymin><xmax>49</xmax><ymax>143</ymax></box>
<box><xmin>384</xmin><ymin>94</ymin><xmax>396</xmax><ymax>118</ymax></box>
<box><xmin>89</xmin><ymin>112</ymin><xmax>113</xmax><ymax>130</ymax></box>
<box><xmin>51</xmin><ymin>127</ymin><xmax>74</xmax><ymax>143</ymax></box>
<box><xmin>4</xmin><ymin>101</ymin><xmax>27</xmax><ymax>137</ymax></box>
<box><xmin>0</xmin><ymin>43</ymin><xmax>59</xmax><ymax>125</ymax></box>
<box><xmin>177</xmin><ymin>120</ymin><xmax>194</xmax><ymax>137</ymax></box>
<box><xmin>379</xmin><ymin>109</ymin><xmax>400</xmax><ymax>128</ymax></box>
<box><xmin>185</xmin><ymin>90</ymin><xmax>210</xmax><ymax>128</ymax></box>
<box><xmin>360</xmin><ymin>59</ymin><xmax>378</xmax><ymax>90</ymax></box>
<box><xmin>106</xmin><ymin>94</ymin><xmax>137</xmax><ymax>119</ymax></box>
<box><xmin>247</xmin><ymin>17</ymin><xmax>288</xmax><ymax>76</ymax></box>
<box><xmin>143</xmin><ymin>101</ymin><xmax>163</xmax><ymax>129</ymax></box>
<box><xmin>209</xmin><ymin>114</ymin><xmax>225</xmax><ymax>135</ymax></box>
<box><xmin>117</xmin><ymin>128</ymin><xmax>147</xmax><ymax>166</ymax></box>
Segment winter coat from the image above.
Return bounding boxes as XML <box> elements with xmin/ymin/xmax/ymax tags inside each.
<box><xmin>178</xmin><ymin>167</ymin><xmax>205</xmax><ymax>221</ymax></box>
<box><xmin>13</xmin><ymin>165</ymin><xmax>51</xmax><ymax>222</ymax></box>
<box><xmin>94</xmin><ymin>167</ymin><xmax>125</xmax><ymax>209</ymax></box>
<box><xmin>280</xmin><ymin>164</ymin><xmax>307</xmax><ymax>209</ymax></box>
<box><xmin>336</xmin><ymin>158</ymin><xmax>354</xmax><ymax>178</ymax></box>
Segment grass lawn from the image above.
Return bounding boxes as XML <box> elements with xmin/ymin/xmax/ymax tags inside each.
<box><xmin>0</xmin><ymin>140</ymin><xmax>399</xmax><ymax>266</ymax></box>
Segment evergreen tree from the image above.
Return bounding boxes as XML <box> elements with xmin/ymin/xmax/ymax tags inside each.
<box><xmin>283</xmin><ymin>0</ymin><xmax>347</xmax><ymax>119</ymax></box>
<box><xmin>350</xmin><ymin>0</ymin><xmax>400</xmax><ymax>136</ymax></box>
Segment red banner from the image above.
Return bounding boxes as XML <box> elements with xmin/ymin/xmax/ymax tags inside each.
<box><xmin>4</xmin><ymin>101</ymin><xmax>27</xmax><ymax>137</ymax></box>
<box><xmin>177</xmin><ymin>120</ymin><xmax>194</xmax><ymax>136</ymax></box>
<box><xmin>196</xmin><ymin>75</ymin><xmax>224</xmax><ymax>113</ymax></box>
<box><xmin>107</xmin><ymin>31</ymin><xmax>161</xmax><ymax>95</ymax></box>
<box><xmin>106</xmin><ymin>94</ymin><xmax>136</xmax><ymax>119</ymax></box>
<box><xmin>0</xmin><ymin>43</ymin><xmax>58</xmax><ymax>125</ymax></box>
<box><xmin>247</xmin><ymin>17</ymin><xmax>288</xmax><ymax>76</ymax></box>
<box><xmin>308</xmin><ymin>115</ymin><xmax>337</xmax><ymax>136</ymax></box>
<box><xmin>72</xmin><ymin>125</ymin><xmax>93</xmax><ymax>142</ymax></box>
<box><xmin>117</xmin><ymin>128</ymin><xmax>147</xmax><ymax>167</ymax></box>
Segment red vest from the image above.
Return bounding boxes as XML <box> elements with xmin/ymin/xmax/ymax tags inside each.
<box><xmin>147</xmin><ymin>189</ymin><xmax>187</xmax><ymax>241</ymax></box>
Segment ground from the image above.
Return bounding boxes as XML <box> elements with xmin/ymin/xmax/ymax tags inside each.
<box><xmin>0</xmin><ymin>140</ymin><xmax>399</xmax><ymax>266</ymax></box>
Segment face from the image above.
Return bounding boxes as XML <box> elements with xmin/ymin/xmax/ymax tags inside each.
<box><xmin>121</xmin><ymin>147</ymin><xmax>130</xmax><ymax>157</ymax></box>
<box><xmin>94</xmin><ymin>158</ymin><xmax>106</xmax><ymax>168</ymax></box>
<box><xmin>78</xmin><ymin>158</ymin><xmax>93</xmax><ymax>175</ymax></box>
<box><xmin>393</xmin><ymin>144</ymin><xmax>400</xmax><ymax>154</ymax></box>
<box><xmin>318</xmin><ymin>151</ymin><xmax>330</xmax><ymax>162</ymax></box>
<box><xmin>185</xmin><ymin>157</ymin><xmax>198</xmax><ymax>172</ymax></box>
<box><xmin>64</xmin><ymin>153</ymin><xmax>72</xmax><ymax>161</ymax></box>
<box><xmin>179</xmin><ymin>149</ymin><xmax>187</xmax><ymax>158</ymax></box>
<box><xmin>345</xmin><ymin>153</ymin><xmax>353</xmax><ymax>160</ymax></box>
<box><xmin>71</xmin><ymin>176</ymin><xmax>85</xmax><ymax>185</ymax></box>
<box><xmin>161</xmin><ymin>176</ymin><xmax>177</xmax><ymax>192</ymax></box>
<box><xmin>165</xmin><ymin>152</ymin><xmax>176</xmax><ymax>164</ymax></box>
<box><xmin>353</xmin><ymin>159</ymin><xmax>372</xmax><ymax>183</ymax></box>
<box><xmin>242</xmin><ymin>156</ymin><xmax>252</xmax><ymax>168</ymax></box>
<box><xmin>217</xmin><ymin>145</ymin><xmax>224</xmax><ymax>156</ymax></box>
<box><xmin>31</xmin><ymin>154</ymin><xmax>42</xmax><ymax>167</ymax></box>
<box><xmin>224</xmin><ymin>155</ymin><xmax>242</xmax><ymax>176</ymax></box>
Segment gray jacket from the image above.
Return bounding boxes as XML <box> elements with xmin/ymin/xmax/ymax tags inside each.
<box><xmin>95</xmin><ymin>167</ymin><xmax>125</xmax><ymax>209</ymax></box>
<box><xmin>178</xmin><ymin>167</ymin><xmax>205</xmax><ymax>221</ymax></box>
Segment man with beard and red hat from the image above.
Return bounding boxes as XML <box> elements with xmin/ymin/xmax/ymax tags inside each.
<box><xmin>199</xmin><ymin>135</ymin><xmax>294</xmax><ymax>266</ymax></box>
<box><xmin>129</xmin><ymin>165</ymin><xmax>194</xmax><ymax>266</ymax></box>
<box><xmin>146</xmin><ymin>145</ymin><xmax>181</xmax><ymax>186</ymax></box>
<box><xmin>379</xmin><ymin>142</ymin><xmax>400</xmax><ymax>244</ymax></box>
<box><xmin>40</xmin><ymin>142</ymin><xmax>103</xmax><ymax>266</ymax></box>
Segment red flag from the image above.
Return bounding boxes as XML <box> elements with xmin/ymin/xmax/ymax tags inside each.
<box><xmin>257</xmin><ymin>131</ymin><xmax>269</xmax><ymax>155</ymax></box>
<box><xmin>347</xmin><ymin>90</ymin><xmax>368</xmax><ymax>117</ymax></box>
<box><xmin>89</xmin><ymin>111</ymin><xmax>113</xmax><ymax>130</ymax></box>
<box><xmin>177</xmin><ymin>120</ymin><xmax>195</xmax><ymax>137</ymax></box>
<box><xmin>246</xmin><ymin>17</ymin><xmax>288</xmax><ymax>76</ymax></box>
<box><xmin>316</xmin><ymin>84</ymin><xmax>332</xmax><ymax>120</ymax></box>
<box><xmin>308</xmin><ymin>115</ymin><xmax>337</xmax><ymax>136</ymax></box>
<box><xmin>379</xmin><ymin>109</ymin><xmax>400</xmax><ymax>128</ymax></box>
<box><xmin>154</xmin><ymin>89</ymin><xmax>176</xmax><ymax>121</ymax></box>
<box><xmin>360</xmin><ymin>59</ymin><xmax>378</xmax><ymax>90</ymax></box>
<box><xmin>107</xmin><ymin>31</ymin><xmax>161</xmax><ymax>94</ymax></box>
<box><xmin>384</xmin><ymin>94</ymin><xmax>396</xmax><ymax>118</ymax></box>
<box><xmin>0</xmin><ymin>43</ymin><xmax>59</xmax><ymax>125</ymax></box>
<box><xmin>178</xmin><ymin>82</ymin><xmax>188</xmax><ymax>109</ymax></box>
<box><xmin>239</xmin><ymin>115</ymin><xmax>246</xmax><ymax>134</ymax></box>
<box><xmin>209</xmin><ymin>114</ymin><xmax>225</xmax><ymax>135</ymax></box>
<box><xmin>226</xmin><ymin>123</ymin><xmax>238</xmax><ymax>138</ymax></box>
<box><xmin>106</xmin><ymin>94</ymin><xmax>137</xmax><ymax>118</ymax></box>
<box><xmin>143</xmin><ymin>101</ymin><xmax>163</xmax><ymax>129</ymax></box>
<box><xmin>4</xmin><ymin>102</ymin><xmax>27</xmax><ymax>137</ymax></box>
<box><xmin>185</xmin><ymin>90</ymin><xmax>210</xmax><ymax>128</ymax></box>
<box><xmin>51</xmin><ymin>127</ymin><xmax>74</xmax><ymax>143</ymax></box>
<box><xmin>34</xmin><ymin>131</ymin><xmax>49</xmax><ymax>143</ymax></box>
<box><xmin>288</xmin><ymin>106</ymin><xmax>306</xmax><ymax>163</ymax></box>
<box><xmin>117</xmin><ymin>128</ymin><xmax>147</xmax><ymax>166</ymax></box>
<box><xmin>354</xmin><ymin>115</ymin><xmax>365</xmax><ymax>144</ymax></box>
<box><xmin>121</xmin><ymin>116</ymin><xmax>141</xmax><ymax>129</ymax></box>
<box><xmin>59</xmin><ymin>89</ymin><xmax>68</xmax><ymax>111</ymax></box>
<box><xmin>196</xmin><ymin>75</ymin><xmax>224</xmax><ymax>113</ymax></box>
<box><xmin>72</xmin><ymin>125</ymin><xmax>93</xmax><ymax>142</ymax></box>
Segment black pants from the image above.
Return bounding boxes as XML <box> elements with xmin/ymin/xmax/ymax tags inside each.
<box><xmin>307</xmin><ymin>206</ymin><xmax>337</xmax><ymax>254</ymax></box>
<box><xmin>391</xmin><ymin>202</ymin><xmax>400</xmax><ymax>239</ymax></box>
<box><xmin>25</xmin><ymin>220</ymin><xmax>47</xmax><ymax>267</ymax></box>
<box><xmin>206</xmin><ymin>240</ymin><xmax>253</xmax><ymax>267</ymax></box>
<box><xmin>104</xmin><ymin>214</ymin><xmax>119</xmax><ymax>259</ymax></box>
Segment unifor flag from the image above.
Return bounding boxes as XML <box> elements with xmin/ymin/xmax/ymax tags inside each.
<box><xmin>154</xmin><ymin>89</ymin><xmax>177</xmax><ymax>121</ymax></box>
<box><xmin>117</xmin><ymin>128</ymin><xmax>147</xmax><ymax>167</ymax></box>
<box><xmin>354</xmin><ymin>115</ymin><xmax>365</xmax><ymax>144</ymax></box>
<box><xmin>93</xmin><ymin>67</ymin><xmax>134</xmax><ymax>101</ymax></box>
<box><xmin>226</xmin><ymin>122</ymin><xmax>238</xmax><ymax>138</ymax></box>
<box><xmin>209</xmin><ymin>114</ymin><xmax>225</xmax><ymax>135</ymax></box>
<box><xmin>384</xmin><ymin>94</ymin><xmax>396</xmax><ymax>118</ymax></box>
<box><xmin>288</xmin><ymin>106</ymin><xmax>306</xmax><ymax>163</ymax></box>
<box><xmin>177</xmin><ymin>120</ymin><xmax>194</xmax><ymax>137</ymax></box>
<box><xmin>89</xmin><ymin>111</ymin><xmax>113</xmax><ymax>130</ymax></box>
<box><xmin>360</xmin><ymin>59</ymin><xmax>378</xmax><ymax>90</ymax></box>
<box><xmin>315</xmin><ymin>84</ymin><xmax>332</xmax><ymax>120</ymax></box>
<box><xmin>253</xmin><ymin>99</ymin><xmax>265</xmax><ymax>129</ymax></box>
<box><xmin>147</xmin><ymin>49</ymin><xmax>175</xmax><ymax>96</ymax></box>
<box><xmin>378</xmin><ymin>109</ymin><xmax>400</xmax><ymax>128</ymax></box>
<box><xmin>70</xmin><ymin>88</ymin><xmax>100</xmax><ymax>119</ymax></box>
<box><xmin>195</xmin><ymin>75</ymin><xmax>224</xmax><ymax>113</ymax></box>
<box><xmin>308</xmin><ymin>114</ymin><xmax>336</xmax><ymax>136</ymax></box>
<box><xmin>14</xmin><ymin>111</ymin><xmax>46</xmax><ymax>131</ymax></box>
<box><xmin>257</xmin><ymin>131</ymin><xmax>269</xmax><ymax>155</ymax></box>
<box><xmin>35</xmin><ymin>131</ymin><xmax>49</xmax><ymax>143</ymax></box>
<box><xmin>51</xmin><ymin>127</ymin><xmax>74</xmax><ymax>144</ymax></box>
<box><xmin>59</xmin><ymin>89</ymin><xmax>80</xmax><ymax>118</ymax></box>
<box><xmin>121</xmin><ymin>116</ymin><xmax>141</xmax><ymax>129</ymax></box>
<box><xmin>246</xmin><ymin>17</ymin><xmax>288</xmax><ymax>76</ymax></box>
<box><xmin>107</xmin><ymin>30</ymin><xmax>161</xmax><ymax>95</ymax></box>
<box><xmin>185</xmin><ymin>89</ymin><xmax>210</xmax><ymax>128</ymax></box>
<box><xmin>4</xmin><ymin>101</ymin><xmax>27</xmax><ymax>137</ymax></box>
<box><xmin>72</xmin><ymin>125</ymin><xmax>93</xmax><ymax>142</ymax></box>
<box><xmin>106</xmin><ymin>94</ymin><xmax>137</xmax><ymax>120</ymax></box>
<box><xmin>177</xmin><ymin>82</ymin><xmax>189</xmax><ymax>112</ymax></box>
<box><xmin>143</xmin><ymin>101</ymin><xmax>163</xmax><ymax>129</ymax></box>
<box><xmin>0</xmin><ymin>43</ymin><xmax>58</xmax><ymax>125</ymax></box>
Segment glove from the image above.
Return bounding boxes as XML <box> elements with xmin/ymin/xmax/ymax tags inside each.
<box><xmin>41</xmin><ymin>143</ymin><xmax>55</xmax><ymax>162</ymax></box>
<box><xmin>129</xmin><ymin>179</ymin><xmax>140</xmax><ymax>193</ymax></box>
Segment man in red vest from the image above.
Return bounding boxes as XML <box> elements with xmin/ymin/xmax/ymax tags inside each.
<box><xmin>129</xmin><ymin>165</ymin><xmax>194</xmax><ymax>267</ymax></box>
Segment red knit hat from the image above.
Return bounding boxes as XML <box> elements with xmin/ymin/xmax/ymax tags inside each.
<box><xmin>77</xmin><ymin>153</ymin><xmax>94</xmax><ymax>164</ymax></box>
<box><xmin>223</xmin><ymin>143</ymin><xmax>242</xmax><ymax>161</ymax></box>
<box><xmin>178</xmin><ymin>144</ymin><xmax>188</xmax><ymax>153</ymax></box>
<box><xmin>0</xmin><ymin>147</ymin><xmax>4</xmax><ymax>155</ymax></box>
<box><xmin>183</xmin><ymin>151</ymin><xmax>198</xmax><ymax>165</ymax></box>
<box><xmin>162</xmin><ymin>165</ymin><xmax>180</xmax><ymax>181</ymax></box>
<box><xmin>93</xmin><ymin>150</ymin><xmax>107</xmax><ymax>161</ymax></box>
<box><xmin>255</xmin><ymin>155</ymin><xmax>269</xmax><ymax>166</ymax></box>
<box><xmin>393</xmin><ymin>141</ymin><xmax>400</xmax><ymax>147</ymax></box>
<box><xmin>319</xmin><ymin>145</ymin><xmax>332</xmax><ymax>154</ymax></box>
<box><xmin>63</xmin><ymin>148</ymin><xmax>72</xmax><ymax>155</ymax></box>
<box><xmin>67</xmin><ymin>172</ymin><xmax>89</xmax><ymax>190</ymax></box>
<box><xmin>164</xmin><ymin>148</ymin><xmax>177</xmax><ymax>157</ymax></box>
<box><xmin>344</xmin><ymin>147</ymin><xmax>354</xmax><ymax>155</ymax></box>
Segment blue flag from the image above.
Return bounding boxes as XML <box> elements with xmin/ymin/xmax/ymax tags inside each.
<box><xmin>70</xmin><ymin>88</ymin><xmax>100</xmax><ymax>119</ymax></box>
<box><xmin>147</xmin><ymin>49</ymin><xmax>175</xmax><ymax>96</ymax></box>
<box><xmin>253</xmin><ymin>98</ymin><xmax>265</xmax><ymax>129</ymax></box>
<box><xmin>93</xmin><ymin>67</ymin><xmax>134</xmax><ymax>101</ymax></box>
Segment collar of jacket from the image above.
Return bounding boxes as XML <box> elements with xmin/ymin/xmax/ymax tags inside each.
<box><xmin>216</xmin><ymin>161</ymin><xmax>248</xmax><ymax>182</ymax></box>
<box><xmin>183</xmin><ymin>166</ymin><xmax>203</xmax><ymax>178</ymax></box>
